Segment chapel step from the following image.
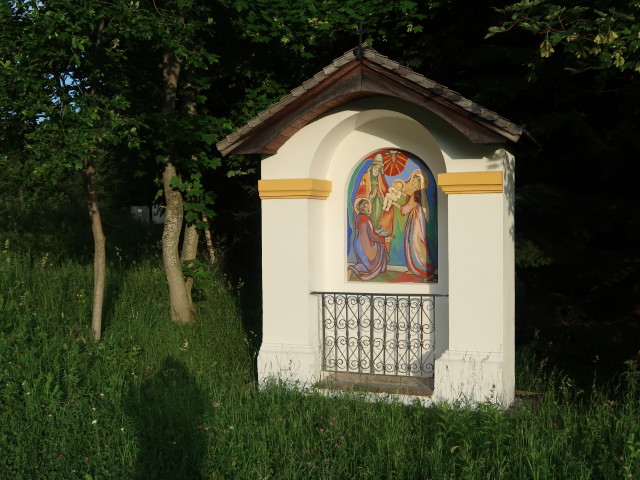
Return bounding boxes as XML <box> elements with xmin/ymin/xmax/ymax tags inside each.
<box><xmin>317</xmin><ymin>372</ymin><xmax>434</xmax><ymax>397</ymax></box>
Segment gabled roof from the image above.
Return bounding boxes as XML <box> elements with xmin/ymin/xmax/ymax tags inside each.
<box><xmin>217</xmin><ymin>45</ymin><xmax>525</xmax><ymax>157</ymax></box>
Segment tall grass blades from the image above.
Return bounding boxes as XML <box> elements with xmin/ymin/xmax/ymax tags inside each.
<box><xmin>1</xmin><ymin>223</ymin><xmax>639</xmax><ymax>479</ymax></box>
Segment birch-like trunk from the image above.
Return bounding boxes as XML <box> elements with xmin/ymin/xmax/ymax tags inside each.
<box><xmin>180</xmin><ymin>222</ymin><xmax>199</xmax><ymax>312</ymax></box>
<box><xmin>161</xmin><ymin>49</ymin><xmax>194</xmax><ymax>324</ymax></box>
<box><xmin>201</xmin><ymin>211</ymin><xmax>216</xmax><ymax>265</ymax></box>
<box><xmin>83</xmin><ymin>158</ymin><xmax>106</xmax><ymax>341</ymax></box>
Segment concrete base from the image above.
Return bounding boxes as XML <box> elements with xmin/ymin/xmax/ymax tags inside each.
<box><xmin>257</xmin><ymin>342</ymin><xmax>320</xmax><ymax>386</ymax></box>
<box><xmin>318</xmin><ymin>372</ymin><xmax>434</xmax><ymax>397</ymax></box>
<box><xmin>434</xmin><ymin>350</ymin><xmax>513</xmax><ymax>406</ymax></box>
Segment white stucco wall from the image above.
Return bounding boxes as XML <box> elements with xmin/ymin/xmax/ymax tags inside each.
<box><xmin>258</xmin><ymin>96</ymin><xmax>515</xmax><ymax>406</ymax></box>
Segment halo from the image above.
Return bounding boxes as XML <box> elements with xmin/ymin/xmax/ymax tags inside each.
<box><xmin>406</xmin><ymin>170</ymin><xmax>428</xmax><ymax>191</ymax></box>
<box><xmin>353</xmin><ymin>197</ymin><xmax>372</xmax><ymax>213</ymax></box>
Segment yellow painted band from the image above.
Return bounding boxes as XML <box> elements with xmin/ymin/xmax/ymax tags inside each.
<box><xmin>258</xmin><ymin>178</ymin><xmax>332</xmax><ymax>200</ymax></box>
<box><xmin>438</xmin><ymin>172</ymin><xmax>503</xmax><ymax>194</ymax></box>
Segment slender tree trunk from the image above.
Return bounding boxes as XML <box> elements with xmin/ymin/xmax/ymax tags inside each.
<box><xmin>201</xmin><ymin>211</ymin><xmax>216</xmax><ymax>265</ymax></box>
<box><xmin>161</xmin><ymin>49</ymin><xmax>194</xmax><ymax>324</ymax></box>
<box><xmin>184</xmin><ymin>92</ymin><xmax>216</xmax><ymax>268</ymax></box>
<box><xmin>177</xmin><ymin>90</ymin><xmax>202</xmax><ymax>311</ymax></box>
<box><xmin>82</xmin><ymin>158</ymin><xmax>106</xmax><ymax>341</ymax></box>
<box><xmin>78</xmin><ymin>17</ymin><xmax>108</xmax><ymax>341</ymax></box>
<box><xmin>180</xmin><ymin>222</ymin><xmax>199</xmax><ymax>312</ymax></box>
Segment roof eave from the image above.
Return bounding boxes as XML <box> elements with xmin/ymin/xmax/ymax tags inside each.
<box><xmin>216</xmin><ymin>47</ymin><xmax>525</xmax><ymax>157</ymax></box>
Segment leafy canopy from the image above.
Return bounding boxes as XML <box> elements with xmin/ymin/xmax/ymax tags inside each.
<box><xmin>488</xmin><ymin>0</ymin><xmax>640</xmax><ymax>73</ymax></box>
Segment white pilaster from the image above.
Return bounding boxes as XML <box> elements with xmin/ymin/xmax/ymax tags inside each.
<box><xmin>434</xmin><ymin>167</ymin><xmax>515</xmax><ymax>406</ymax></box>
<box><xmin>258</xmin><ymin>198</ymin><xmax>321</xmax><ymax>385</ymax></box>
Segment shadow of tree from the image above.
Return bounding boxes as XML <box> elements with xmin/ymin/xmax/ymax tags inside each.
<box><xmin>125</xmin><ymin>356</ymin><xmax>207</xmax><ymax>480</ymax></box>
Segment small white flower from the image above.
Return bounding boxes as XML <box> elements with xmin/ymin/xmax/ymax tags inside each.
<box><xmin>91</xmin><ymin>419</ymin><xmax>97</xmax><ymax>424</ymax></box>
<box><xmin>120</xmin><ymin>427</ymin><xmax>124</xmax><ymax>431</ymax></box>
<box><xmin>92</xmin><ymin>407</ymin><xmax>96</xmax><ymax>411</ymax></box>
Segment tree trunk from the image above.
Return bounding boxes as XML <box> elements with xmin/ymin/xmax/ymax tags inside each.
<box><xmin>162</xmin><ymin>163</ymin><xmax>194</xmax><ymax>323</ymax></box>
<box><xmin>80</xmin><ymin>17</ymin><xmax>107</xmax><ymax>341</ymax></box>
<box><xmin>160</xmin><ymin>49</ymin><xmax>194</xmax><ymax>324</ymax></box>
<box><xmin>201</xmin><ymin>211</ymin><xmax>216</xmax><ymax>265</ymax></box>
<box><xmin>82</xmin><ymin>158</ymin><xmax>106</xmax><ymax>341</ymax></box>
<box><xmin>176</xmin><ymin>88</ymin><xmax>202</xmax><ymax>312</ymax></box>
<box><xmin>180</xmin><ymin>222</ymin><xmax>199</xmax><ymax>312</ymax></box>
<box><xmin>182</xmin><ymin>90</ymin><xmax>216</xmax><ymax>268</ymax></box>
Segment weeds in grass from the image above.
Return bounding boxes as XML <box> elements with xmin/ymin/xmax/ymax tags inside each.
<box><xmin>1</xmin><ymin>230</ymin><xmax>639</xmax><ymax>479</ymax></box>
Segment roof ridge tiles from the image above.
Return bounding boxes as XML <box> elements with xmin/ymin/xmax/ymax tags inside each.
<box><xmin>301</xmin><ymin>77</ymin><xmax>318</xmax><ymax>90</ymax></box>
<box><xmin>290</xmin><ymin>86</ymin><xmax>305</xmax><ymax>97</ymax></box>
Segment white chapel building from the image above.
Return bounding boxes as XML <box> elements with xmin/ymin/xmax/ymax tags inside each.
<box><xmin>217</xmin><ymin>46</ymin><xmax>526</xmax><ymax>406</ymax></box>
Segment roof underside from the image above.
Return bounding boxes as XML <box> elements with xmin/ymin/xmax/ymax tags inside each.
<box><xmin>217</xmin><ymin>47</ymin><xmax>524</xmax><ymax>157</ymax></box>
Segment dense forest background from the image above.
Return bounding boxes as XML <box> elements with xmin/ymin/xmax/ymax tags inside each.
<box><xmin>1</xmin><ymin>0</ymin><xmax>638</xmax><ymax>379</ymax></box>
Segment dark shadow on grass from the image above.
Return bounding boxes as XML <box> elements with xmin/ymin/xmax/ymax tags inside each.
<box><xmin>125</xmin><ymin>356</ymin><xmax>207</xmax><ymax>480</ymax></box>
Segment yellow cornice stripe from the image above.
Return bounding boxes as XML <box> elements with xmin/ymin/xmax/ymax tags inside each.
<box><xmin>258</xmin><ymin>178</ymin><xmax>332</xmax><ymax>200</ymax></box>
<box><xmin>438</xmin><ymin>172</ymin><xmax>503</xmax><ymax>194</ymax></box>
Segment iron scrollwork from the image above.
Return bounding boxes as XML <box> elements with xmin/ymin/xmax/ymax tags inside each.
<box><xmin>317</xmin><ymin>292</ymin><xmax>436</xmax><ymax>377</ymax></box>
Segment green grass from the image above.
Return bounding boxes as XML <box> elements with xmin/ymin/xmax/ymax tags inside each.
<box><xmin>1</xmin><ymin>220</ymin><xmax>639</xmax><ymax>479</ymax></box>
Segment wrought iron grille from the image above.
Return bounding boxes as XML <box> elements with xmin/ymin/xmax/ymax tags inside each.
<box><xmin>312</xmin><ymin>292</ymin><xmax>438</xmax><ymax>377</ymax></box>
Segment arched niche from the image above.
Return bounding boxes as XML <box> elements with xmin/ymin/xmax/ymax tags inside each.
<box><xmin>307</xmin><ymin>108</ymin><xmax>449</xmax><ymax>298</ymax></box>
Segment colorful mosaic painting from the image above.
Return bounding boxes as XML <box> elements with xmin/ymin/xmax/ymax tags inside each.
<box><xmin>347</xmin><ymin>148</ymin><xmax>437</xmax><ymax>283</ymax></box>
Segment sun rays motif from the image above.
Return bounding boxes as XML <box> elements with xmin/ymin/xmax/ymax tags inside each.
<box><xmin>382</xmin><ymin>149</ymin><xmax>408</xmax><ymax>176</ymax></box>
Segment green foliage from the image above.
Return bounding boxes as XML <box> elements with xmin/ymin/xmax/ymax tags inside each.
<box><xmin>168</xmin><ymin>171</ymin><xmax>217</xmax><ymax>223</ymax></box>
<box><xmin>234</xmin><ymin>0</ymin><xmax>427</xmax><ymax>57</ymax></box>
<box><xmin>516</xmin><ymin>238</ymin><xmax>554</xmax><ymax>268</ymax></box>
<box><xmin>0</xmin><ymin>0</ymin><xmax>140</xmax><ymax>182</ymax></box>
<box><xmin>0</xmin><ymin>0</ymin><xmax>227</xmax><ymax>227</ymax></box>
<box><xmin>489</xmin><ymin>0</ymin><xmax>640</xmax><ymax>72</ymax></box>
<box><xmin>182</xmin><ymin>258</ymin><xmax>215</xmax><ymax>290</ymax></box>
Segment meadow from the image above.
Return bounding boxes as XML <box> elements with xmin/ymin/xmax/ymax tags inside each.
<box><xmin>0</xmin><ymin>206</ymin><xmax>638</xmax><ymax>480</ymax></box>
